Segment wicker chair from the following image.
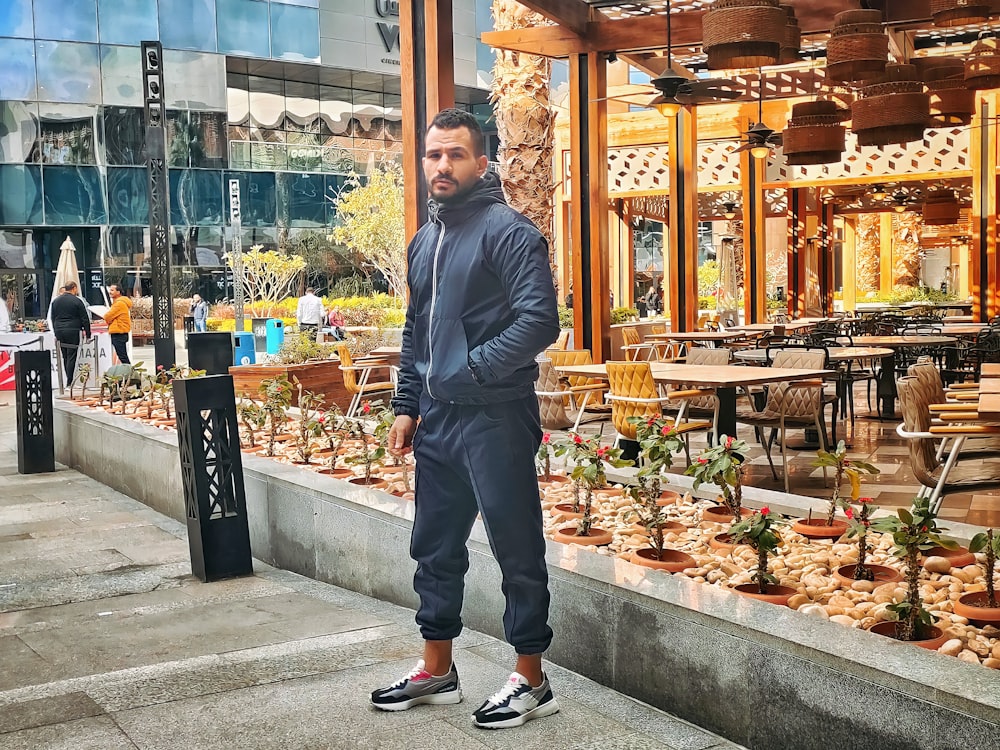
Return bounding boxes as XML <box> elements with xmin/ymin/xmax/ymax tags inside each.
<box><xmin>534</xmin><ymin>356</ymin><xmax>574</xmax><ymax>430</ymax></box>
<box><xmin>547</xmin><ymin>348</ymin><xmax>611</xmax><ymax>431</ymax></box>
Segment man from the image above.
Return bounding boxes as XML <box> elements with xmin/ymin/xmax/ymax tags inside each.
<box><xmin>190</xmin><ymin>293</ymin><xmax>208</xmax><ymax>333</ymax></box>
<box><xmin>50</xmin><ymin>282</ymin><xmax>91</xmax><ymax>382</ymax></box>
<box><xmin>103</xmin><ymin>284</ymin><xmax>132</xmax><ymax>364</ymax></box>
<box><xmin>370</xmin><ymin>109</ymin><xmax>560</xmax><ymax>729</ymax></box>
<box><xmin>296</xmin><ymin>287</ymin><xmax>324</xmax><ymax>333</ymax></box>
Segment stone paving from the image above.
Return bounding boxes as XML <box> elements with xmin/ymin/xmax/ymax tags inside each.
<box><xmin>0</xmin><ymin>394</ymin><xmax>743</xmax><ymax>750</ymax></box>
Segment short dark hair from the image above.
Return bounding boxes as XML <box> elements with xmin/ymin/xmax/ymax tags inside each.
<box><xmin>109</xmin><ymin>284</ymin><xmax>120</xmax><ymax>293</ymax></box>
<box><xmin>428</xmin><ymin>108</ymin><xmax>484</xmax><ymax>157</ymax></box>
<box><xmin>64</xmin><ymin>281</ymin><xmax>77</xmax><ymax>292</ymax></box>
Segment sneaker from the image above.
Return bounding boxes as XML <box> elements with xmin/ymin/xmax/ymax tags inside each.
<box><xmin>370</xmin><ymin>660</ymin><xmax>462</xmax><ymax>711</ymax></box>
<box><xmin>472</xmin><ymin>672</ymin><xmax>560</xmax><ymax>729</ymax></box>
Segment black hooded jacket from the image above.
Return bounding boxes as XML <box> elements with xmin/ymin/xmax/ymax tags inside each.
<box><xmin>392</xmin><ymin>171</ymin><xmax>559</xmax><ymax>416</ymax></box>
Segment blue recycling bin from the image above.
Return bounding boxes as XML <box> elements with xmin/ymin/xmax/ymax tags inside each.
<box><xmin>265</xmin><ymin>318</ymin><xmax>285</xmax><ymax>355</ymax></box>
<box><xmin>233</xmin><ymin>331</ymin><xmax>255</xmax><ymax>366</ymax></box>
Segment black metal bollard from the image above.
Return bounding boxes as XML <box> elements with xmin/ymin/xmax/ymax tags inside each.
<box><xmin>173</xmin><ymin>374</ymin><xmax>253</xmax><ymax>582</ymax></box>
<box><xmin>187</xmin><ymin>332</ymin><xmax>234</xmax><ymax>375</ymax></box>
<box><xmin>15</xmin><ymin>350</ymin><xmax>55</xmax><ymax>474</ymax></box>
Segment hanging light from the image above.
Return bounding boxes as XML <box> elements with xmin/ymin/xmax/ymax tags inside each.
<box><xmin>931</xmin><ymin>0</ymin><xmax>990</xmax><ymax>28</ymax></box>
<box><xmin>750</xmin><ymin>143</ymin><xmax>771</xmax><ymax>159</ymax></box>
<box><xmin>871</xmin><ymin>185</ymin><xmax>887</xmax><ymax>201</ymax></box>
<box><xmin>702</xmin><ymin>0</ymin><xmax>786</xmax><ymax>70</ymax></box>
<box><xmin>893</xmin><ymin>201</ymin><xmax>908</xmax><ymax>213</ymax></box>
<box><xmin>722</xmin><ymin>202</ymin><xmax>739</xmax><ymax>219</ymax></box>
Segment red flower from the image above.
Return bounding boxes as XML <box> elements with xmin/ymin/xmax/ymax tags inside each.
<box><xmin>920</xmin><ymin>525</ymin><xmax>928</xmax><ymax>532</ymax></box>
<box><xmin>697</xmin><ymin>457</ymin><xmax>708</xmax><ymax>464</ymax></box>
<box><xmin>157</xmin><ymin>364</ymin><xmax>164</xmax><ymax>371</ymax></box>
<box><xmin>844</xmin><ymin>506</ymin><xmax>854</xmax><ymax>520</ymax></box>
<box><xmin>573</xmin><ymin>434</ymin><xmax>583</xmax><ymax>444</ymax></box>
<box><xmin>647</xmin><ymin>418</ymin><xmax>656</xmax><ymax>427</ymax></box>
<box><xmin>760</xmin><ymin>506</ymin><xmax>770</xmax><ymax>516</ymax></box>
<box><xmin>843</xmin><ymin>459</ymin><xmax>851</xmax><ymax>466</ymax></box>
<box><xmin>596</xmin><ymin>446</ymin><xmax>609</xmax><ymax>457</ymax></box>
<box><xmin>859</xmin><ymin>497</ymin><xmax>873</xmax><ymax>504</ymax></box>
<box><xmin>725</xmin><ymin>435</ymin><xmax>734</xmax><ymax>449</ymax></box>
<box><xmin>862</xmin><ymin>520</ymin><xmax>871</xmax><ymax>528</ymax></box>
<box><xmin>362</xmin><ymin>401</ymin><xmax>371</xmax><ymax>414</ymax></box>
<box><xmin>541</xmin><ymin>433</ymin><xmax>551</xmax><ymax>444</ymax></box>
<box><xmin>660</xmin><ymin>424</ymin><xmax>673</xmax><ymax>436</ymax></box>
<box><xmin>317</xmin><ymin>415</ymin><xmax>326</xmax><ymax>424</ymax></box>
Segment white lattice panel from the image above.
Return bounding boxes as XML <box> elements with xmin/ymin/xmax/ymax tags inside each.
<box><xmin>697</xmin><ymin>140</ymin><xmax>742</xmax><ymax>187</ymax></box>
<box><xmin>608</xmin><ymin>145</ymin><xmax>671</xmax><ymax>193</ymax></box>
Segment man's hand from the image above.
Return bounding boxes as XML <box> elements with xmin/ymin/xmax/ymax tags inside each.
<box><xmin>388</xmin><ymin>415</ymin><xmax>417</xmax><ymax>456</ymax></box>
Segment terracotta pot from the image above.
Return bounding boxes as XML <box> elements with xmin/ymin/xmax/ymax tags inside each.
<box><xmin>317</xmin><ymin>467</ymin><xmax>355</xmax><ymax>479</ymax></box>
<box><xmin>833</xmin><ymin>564</ymin><xmax>904</xmax><ymax>587</ymax></box>
<box><xmin>348</xmin><ymin>476</ymin><xmax>388</xmax><ymax>489</ymax></box>
<box><xmin>656</xmin><ymin>490</ymin><xmax>683</xmax><ymax>506</ymax></box>
<box><xmin>923</xmin><ymin>545</ymin><xmax>976</xmax><ymax>568</ymax></box>
<box><xmin>538</xmin><ymin>475</ymin><xmax>571</xmax><ymax>488</ymax></box>
<box><xmin>390</xmin><ymin>490</ymin><xmax>416</xmax><ymax>501</ymax></box>
<box><xmin>953</xmin><ymin>591</ymin><xmax>1000</xmax><ymax>627</ymax></box>
<box><xmin>153</xmin><ymin>419</ymin><xmax>176</xmax><ymax>428</ymax></box>
<box><xmin>629</xmin><ymin>548</ymin><xmax>697</xmax><ymax>572</ymax></box>
<box><xmin>311</xmin><ymin>449</ymin><xmax>336</xmax><ymax>459</ymax></box>
<box><xmin>552</xmin><ymin>525</ymin><xmax>614</xmax><ymax>546</ymax></box>
<box><xmin>594</xmin><ymin>486</ymin><xmax>626</xmax><ymax>497</ymax></box>
<box><xmin>701</xmin><ymin>505</ymin><xmax>752</xmax><ymax>525</ymax></box>
<box><xmin>630</xmin><ymin>520</ymin><xmax>686</xmax><ymax>536</ymax></box>
<box><xmin>732</xmin><ymin>583</ymin><xmax>798</xmax><ymax>606</ymax></box>
<box><xmin>242</xmin><ymin>444</ymin><xmax>266</xmax><ymax>454</ymax></box>
<box><xmin>552</xmin><ymin>503</ymin><xmax>584</xmax><ymax>519</ymax></box>
<box><xmin>792</xmin><ymin>518</ymin><xmax>849</xmax><ymax>540</ymax></box>
<box><xmin>867</xmin><ymin>620</ymin><xmax>949</xmax><ymax>650</ymax></box>
<box><xmin>708</xmin><ymin>532</ymin><xmax>747</xmax><ymax>552</ymax></box>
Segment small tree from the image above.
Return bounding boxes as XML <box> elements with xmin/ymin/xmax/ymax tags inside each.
<box><xmin>813</xmin><ymin>441</ymin><xmax>879</xmax><ymax>525</ymax></box>
<box><xmin>563</xmin><ymin>436</ymin><xmax>632</xmax><ymax>536</ymax></box>
<box><xmin>292</xmin><ymin>377</ymin><xmax>325</xmax><ymax>464</ymax></box>
<box><xmin>731</xmin><ymin>506</ymin><xmax>785</xmax><ymax>594</ymax></box>
<box><xmin>236</xmin><ymin>396</ymin><xmax>265</xmax><ymax>449</ymax></box>
<box><xmin>686</xmin><ymin>435</ymin><xmax>748</xmax><ymax>524</ymax></box>
<box><xmin>229</xmin><ymin>245</ymin><xmax>306</xmax><ymax>308</ymax></box>
<box><xmin>536</xmin><ymin>433</ymin><xmax>554</xmax><ymax>481</ymax></box>
<box><xmin>969</xmin><ymin>528</ymin><xmax>999</xmax><ymax>609</ymax></box>
<box><xmin>258</xmin><ymin>374</ymin><xmax>293</xmax><ymax>457</ymax></box>
<box><xmin>626</xmin><ymin>475</ymin><xmax>674</xmax><ymax>561</ymax></box>
<box><xmin>844</xmin><ymin>498</ymin><xmax>879</xmax><ymax>581</ymax></box>
<box><xmin>344</xmin><ymin>401</ymin><xmax>386</xmax><ymax>483</ymax></box>
<box><xmin>329</xmin><ymin>163</ymin><xmax>406</xmax><ymax>299</ymax></box>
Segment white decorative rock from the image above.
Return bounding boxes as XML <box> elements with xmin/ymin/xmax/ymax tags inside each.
<box><xmin>923</xmin><ymin>556</ymin><xmax>952</xmax><ymax>574</ymax></box>
<box><xmin>938</xmin><ymin>639</ymin><xmax>964</xmax><ymax>657</ymax></box>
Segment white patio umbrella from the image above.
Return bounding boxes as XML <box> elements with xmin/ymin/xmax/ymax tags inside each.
<box><xmin>54</xmin><ymin>236</ymin><xmax>81</xmax><ymax>292</ymax></box>
<box><xmin>716</xmin><ymin>237</ymin><xmax>739</xmax><ymax>327</ymax></box>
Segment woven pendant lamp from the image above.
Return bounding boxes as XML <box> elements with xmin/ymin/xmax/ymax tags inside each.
<box><xmin>826</xmin><ymin>9</ymin><xmax>889</xmax><ymax>83</ymax></box>
<box><xmin>702</xmin><ymin>0</ymin><xmax>786</xmax><ymax>71</ymax></box>
<box><xmin>783</xmin><ymin>100</ymin><xmax>847</xmax><ymax>165</ymax></box>
<box><xmin>922</xmin><ymin>191</ymin><xmax>961</xmax><ymax>225</ymax></box>
<box><xmin>930</xmin><ymin>0</ymin><xmax>991</xmax><ymax>28</ymax></box>
<box><xmin>851</xmin><ymin>64</ymin><xmax>930</xmax><ymax>146</ymax></box>
<box><xmin>965</xmin><ymin>37</ymin><xmax>1000</xmax><ymax>90</ymax></box>
<box><xmin>779</xmin><ymin>4</ymin><xmax>801</xmax><ymax>65</ymax></box>
<box><xmin>920</xmin><ymin>57</ymin><xmax>976</xmax><ymax>126</ymax></box>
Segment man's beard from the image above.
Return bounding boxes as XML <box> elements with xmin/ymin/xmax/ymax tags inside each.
<box><xmin>431</xmin><ymin>176</ymin><xmax>480</xmax><ymax>205</ymax></box>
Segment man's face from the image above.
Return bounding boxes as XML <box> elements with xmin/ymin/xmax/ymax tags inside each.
<box><xmin>109</xmin><ymin>286</ymin><xmax>120</xmax><ymax>300</ymax></box>
<box><xmin>423</xmin><ymin>126</ymin><xmax>487</xmax><ymax>204</ymax></box>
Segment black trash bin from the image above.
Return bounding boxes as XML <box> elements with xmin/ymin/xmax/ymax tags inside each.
<box><xmin>183</xmin><ymin>315</ymin><xmax>195</xmax><ymax>347</ymax></box>
<box><xmin>187</xmin><ymin>332</ymin><xmax>234</xmax><ymax>375</ymax></box>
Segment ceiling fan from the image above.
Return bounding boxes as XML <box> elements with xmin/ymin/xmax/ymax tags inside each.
<box><xmin>733</xmin><ymin>71</ymin><xmax>781</xmax><ymax>157</ymax></box>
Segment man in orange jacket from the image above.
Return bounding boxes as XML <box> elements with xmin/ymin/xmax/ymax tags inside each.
<box><xmin>103</xmin><ymin>283</ymin><xmax>133</xmax><ymax>364</ymax></box>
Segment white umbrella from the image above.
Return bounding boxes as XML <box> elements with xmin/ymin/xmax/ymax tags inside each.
<box><xmin>716</xmin><ymin>237</ymin><xmax>739</xmax><ymax>325</ymax></box>
<box><xmin>54</xmin><ymin>236</ymin><xmax>81</xmax><ymax>292</ymax></box>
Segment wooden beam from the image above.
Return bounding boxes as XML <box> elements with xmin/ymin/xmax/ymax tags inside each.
<box><xmin>843</xmin><ymin>218</ymin><xmax>857</xmax><ymax>313</ymax></box>
<box><xmin>880</xmin><ymin>213</ymin><xmax>894</xmax><ymax>293</ymax></box>
<box><xmin>425</xmin><ymin>0</ymin><xmax>455</xmax><ymax>114</ymax></box>
<box><xmin>741</xmin><ymin>152</ymin><xmax>766</xmax><ymax>323</ymax></box>
<box><xmin>400</xmin><ymin>0</ymin><xmax>423</xmax><ymax>242</ymax></box>
<box><xmin>517</xmin><ymin>0</ymin><xmax>592</xmax><ymax>36</ymax></box>
<box><xmin>971</xmin><ymin>92</ymin><xmax>998</xmax><ymax>321</ymax></box>
<box><xmin>788</xmin><ymin>188</ymin><xmax>807</xmax><ymax>318</ymax></box>
<box><xmin>665</xmin><ymin>108</ymin><xmax>699</xmax><ymax>333</ymax></box>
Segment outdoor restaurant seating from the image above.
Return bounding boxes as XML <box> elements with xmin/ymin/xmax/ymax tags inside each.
<box><xmin>335</xmin><ymin>343</ymin><xmax>396</xmax><ymax>418</ymax></box>
<box><xmin>547</xmin><ymin>348</ymin><xmax>612</xmax><ymax>431</ymax></box>
<box><xmin>534</xmin><ymin>356</ymin><xmax>575</xmax><ymax>430</ymax></box>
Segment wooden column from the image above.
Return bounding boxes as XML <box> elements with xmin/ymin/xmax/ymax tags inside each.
<box><xmin>610</xmin><ymin>200</ymin><xmax>629</xmax><ymax>308</ymax></box>
<box><xmin>787</xmin><ymin>187</ymin><xmax>807</xmax><ymax>318</ymax></box>
<box><xmin>971</xmin><ymin>92</ymin><xmax>998</xmax><ymax>321</ymax></box>
<box><xmin>568</xmin><ymin>53</ymin><xmax>611</xmax><ymax>360</ymax></box>
<box><xmin>819</xmin><ymin>202</ymin><xmax>836</xmax><ymax>316</ymax></box>
<box><xmin>400</xmin><ymin>1</ymin><xmax>455</xmax><ymax>242</ymax></box>
<box><xmin>741</xmin><ymin>153</ymin><xmax>766</xmax><ymax>323</ymax></box>
<box><xmin>843</xmin><ymin>218</ymin><xmax>857</xmax><ymax>313</ymax></box>
<box><xmin>879</xmin><ymin>212</ymin><xmax>894</xmax><ymax>293</ymax></box>
<box><xmin>665</xmin><ymin>107</ymin><xmax>698</xmax><ymax>332</ymax></box>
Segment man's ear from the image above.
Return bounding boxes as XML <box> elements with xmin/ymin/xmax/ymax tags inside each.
<box><xmin>476</xmin><ymin>154</ymin><xmax>488</xmax><ymax>178</ymax></box>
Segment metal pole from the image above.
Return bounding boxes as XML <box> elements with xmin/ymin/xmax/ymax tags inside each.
<box><xmin>229</xmin><ymin>179</ymin><xmax>245</xmax><ymax>332</ymax></box>
<box><xmin>142</xmin><ymin>41</ymin><xmax>175</xmax><ymax>369</ymax></box>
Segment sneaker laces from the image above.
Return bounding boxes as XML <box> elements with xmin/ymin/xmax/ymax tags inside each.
<box><xmin>484</xmin><ymin>676</ymin><xmax>525</xmax><ymax>707</ymax></box>
<box><xmin>388</xmin><ymin>663</ymin><xmax>428</xmax><ymax>689</ymax></box>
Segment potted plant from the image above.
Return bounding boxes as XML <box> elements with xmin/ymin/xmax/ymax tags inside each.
<box><xmin>794</xmin><ymin>441</ymin><xmax>879</xmax><ymax>539</ymax></box>
<box><xmin>316</xmin><ymin>405</ymin><xmax>354</xmax><ymax>478</ymax></box>
<box><xmin>258</xmin><ymin>374</ymin><xmax>293</xmax><ymax>457</ymax></box>
<box><xmin>552</xmin><ymin>435</ymin><xmax>632</xmax><ymax>546</ymax></box>
<box><xmin>686</xmin><ymin>435</ymin><xmax>752</xmax><ymax>532</ymax></box>
<box><xmin>954</xmin><ymin>528</ymin><xmax>1000</xmax><ymax>626</ymax></box>
<box><xmin>343</xmin><ymin>402</ymin><xmax>388</xmax><ymax>488</ymax></box>
<box><xmin>292</xmin><ymin>377</ymin><xmax>325</xmax><ymax>465</ymax></box>
<box><xmin>627</xmin><ymin>414</ymin><xmax>686</xmax><ymax>504</ymax></box>
<box><xmin>536</xmin><ymin>433</ymin><xmax>567</xmax><ymax>486</ymax></box>
<box><xmin>868</xmin><ymin>497</ymin><xmax>954</xmax><ymax>648</ymax></box>
<box><xmin>551</xmin><ymin>433</ymin><xmax>590</xmax><ymax>518</ymax></box>
<box><xmin>625</xmin><ymin>474</ymin><xmax>695</xmax><ymax>572</ymax></box>
<box><xmin>68</xmin><ymin>361</ymin><xmax>92</xmax><ymax>401</ymax></box>
<box><xmin>730</xmin><ymin>507</ymin><xmax>797</xmax><ymax>605</ymax></box>
<box><xmin>236</xmin><ymin>395</ymin><xmax>265</xmax><ymax>450</ymax></box>
<box><xmin>834</xmin><ymin>498</ymin><xmax>903</xmax><ymax>585</ymax></box>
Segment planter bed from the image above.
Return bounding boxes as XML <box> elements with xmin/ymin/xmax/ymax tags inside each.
<box><xmin>54</xmin><ymin>400</ymin><xmax>1000</xmax><ymax>750</ymax></box>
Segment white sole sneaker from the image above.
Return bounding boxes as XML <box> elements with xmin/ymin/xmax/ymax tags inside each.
<box><xmin>373</xmin><ymin>689</ymin><xmax>463</xmax><ymax>712</ymax></box>
<box><xmin>473</xmin><ymin>698</ymin><xmax>560</xmax><ymax>729</ymax></box>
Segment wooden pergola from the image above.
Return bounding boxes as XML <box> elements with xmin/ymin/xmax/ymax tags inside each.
<box><xmin>401</xmin><ymin>1</ymin><xmax>1000</xmax><ymax>361</ymax></box>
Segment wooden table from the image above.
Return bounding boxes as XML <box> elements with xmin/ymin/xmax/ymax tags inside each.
<box><xmin>941</xmin><ymin>323</ymin><xmax>988</xmax><ymax>336</ymax></box>
<box><xmin>728</xmin><ymin>320</ymin><xmax>816</xmax><ymax>333</ymax></box>
<box><xmin>645</xmin><ymin>330</ymin><xmax>747</xmax><ymax>349</ymax></box>
<box><xmin>555</xmin><ymin>362</ymin><xmax>830</xmax><ymax>439</ymax></box>
<box><xmin>982</xmin><ymin>363</ymin><xmax>1000</xmax><ymax>378</ymax></box>
<box><xmin>852</xmin><ymin>335</ymin><xmax>957</xmax><ymax>417</ymax></box>
<box><xmin>369</xmin><ymin>346</ymin><xmax>401</xmax><ymax>364</ymax></box>
<box><xmin>733</xmin><ymin>346</ymin><xmax>893</xmax><ymax>365</ymax></box>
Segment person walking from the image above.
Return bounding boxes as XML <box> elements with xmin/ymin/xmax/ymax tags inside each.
<box><xmin>370</xmin><ymin>109</ymin><xmax>560</xmax><ymax>729</ymax></box>
<box><xmin>50</xmin><ymin>282</ymin><xmax>91</xmax><ymax>383</ymax></box>
<box><xmin>190</xmin><ymin>293</ymin><xmax>208</xmax><ymax>333</ymax></box>
<box><xmin>296</xmin><ymin>287</ymin><xmax>324</xmax><ymax>334</ymax></box>
<box><xmin>103</xmin><ymin>283</ymin><xmax>132</xmax><ymax>364</ymax></box>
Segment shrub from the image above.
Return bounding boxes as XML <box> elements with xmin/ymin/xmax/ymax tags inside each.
<box><xmin>558</xmin><ymin>305</ymin><xmax>573</xmax><ymax>329</ymax></box>
<box><xmin>610</xmin><ymin>306</ymin><xmax>638</xmax><ymax>325</ymax></box>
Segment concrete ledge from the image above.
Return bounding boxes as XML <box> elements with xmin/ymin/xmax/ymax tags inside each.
<box><xmin>54</xmin><ymin>400</ymin><xmax>1000</xmax><ymax>750</ymax></box>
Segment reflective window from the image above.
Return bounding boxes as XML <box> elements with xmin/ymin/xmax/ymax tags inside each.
<box><xmin>227</xmin><ymin>73</ymin><xmax>250</xmax><ymax>127</ymax></box>
<box><xmin>0</xmin><ymin>165</ymin><xmax>43</xmax><ymax>224</ymax></box>
<box><xmin>277</xmin><ymin>172</ymin><xmax>325</xmax><ymax>227</ymax></box>
<box><xmin>97</xmin><ymin>0</ymin><xmax>158</xmax><ymax>46</ymax></box>
<box><xmin>286</xmin><ymin>132</ymin><xmax>321</xmax><ymax>171</ymax></box>
<box><xmin>238</xmin><ymin>224</ymin><xmax>278</xmax><ymax>251</ymax></box>
<box><xmin>34</xmin><ymin>0</ymin><xmax>98</xmax><ymax>42</ymax></box>
<box><xmin>158</xmin><ymin>0</ymin><xmax>218</xmax><ymax>52</ymax></box>
<box><xmin>42</xmin><ymin>165</ymin><xmax>108</xmax><ymax>225</ymax></box>
<box><xmin>163</xmin><ymin>50</ymin><xmax>227</xmax><ymax>110</ymax></box>
<box><xmin>171</xmin><ymin>226</ymin><xmax>225</xmax><ymax>267</ymax></box>
<box><xmin>351</xmin><ymin>89</ymin><xmax>384</xmax><ymax>139</ymax></box>
<box><xmin>105</xmin><ymin>226</ymin><xmax>147</xmax><ymax>267</ymax></box>
<box><xmin>248</xmin><ymin>76</ymin><xmax>284</xmax><ymax>129</ymax></box>
<box><xmin>251</xmin><ymin>141</ymin><xmax>286</xmax><ymax>170</ymax></box>
<box><xmin>269</xmin><ymin>3</ymin><xmax>319</xmax><ymax>62</ymax></box>
<box><xmin>0</xmin><ymin>0</ymin><xmax>34</xmax><ymax>38</ymax></box>
<box><xmin>0</xmin><ymin>39</ymin><xmax>37</xmax><ymax>100</ymax></box>
<box><xmin>167</xmin><ymin>110</ymin><xmax>227</xmax><ymax>169</ymax></box>
<box><xmin>35</xmin><ymin>41</ymin><xmax>102</xmax><ymax>104</ymax></box>
<box><xmin>0</xmin><ymin>102</ymin><xmax>40</xmax><ymax>164</ymax></box>
<box><xmin>107</xmin><ymin>167</ymin><xmax>149</xmax><ymax>225</ymax></box>
<box><xmin>100</xmin><ymin>46</ymin><xmax>143</xmax><ymax>107</ymax></box>
<box><xmin>284</xmin><ymin>81</ymin><xmax>320</xmax><ymax>133</ymax></box>
<box><xmin>169</xmin><ymin>169</ymin><xmax>223</xmax><ymax>226</ymax></box>
<box><xmin>320</xmin><ymin>86</ymin><xmax>353</xmax><ymax>136</ymax></box>
<box><xmin>228</xmin><ymin>141</ymin><xmax>251</xmax><ymax>169</ymax></box>
<box><xmin>38</xmin><ymin>103</ymin><xmax>101</xmax><ymax>165</ymax></box>
<box><xmin>217</xmin><ymin>0</ymin><xmax>270</xmax><ymax>58</ymax></box>
<box><xmin>103</xmin><ymin>107</ymin><xmax>145</xmax><ymax>165</ymax></box>
<box><xmin>224</xmin><ymin>170</ymin><xmax>276</xmax><ymax>226</ymax></box>
<box><xmin>321</xmin><ymin>143</ymin><xmax>355</xmax><ymax>174</ymax></box>
<box><xmin>271</xmin><ymin>0</ymin><xmax>318</xmax><ymax>6</ymax></box>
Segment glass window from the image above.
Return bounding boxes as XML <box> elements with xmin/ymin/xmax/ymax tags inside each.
<box><xmin>100</xmin><ymin>45</ymin><xmax>143</xmax><ymax>107</ymax></box>
<box><xmin>167</xmin><ymin>110</ymin><xmax>227</xmax><ymax>169</ymax></box>
<box><xmin>42</xmin><ymin>165</ymin><xmax>107</xmax><ymax>224</ymax></box>
<box><xmin>285</xmin><ymin>81</ymin><xmax>320</xmax><ymax>133</ymax></box>
<box><xmin>97</xmin><ymin>0</ymin><xmax>158</xmax><ymax>46</ymax></box>
<box><xmin>383</xmin><ymin>93</ymin><xmax>402</xmax><ymax>142</ymax></box>
<box><xmin>171</xmin><ymin>226</ymin><xmax>225</xmax><ymax>267</ymax></box>
<box><xmin>271</xmin><ymin>0</ymin><xmax>318</xmax><ymax>6</ymax></box>
<box><xmin>352</xmin><ymin>89</ymin><xmax>384</xmax><ymax>139</ymax></box>
<box><xmin>34</xmin><ymin>0</ymin><xmax>97</xmax><ymax>42</ymax></box>
<box><xmin>228</xmin><ymin>141</ymin><xmax>251</xmax><ymax>169</ymax></box>
<box><xmin>0</xmin><ymin>0</ymin><xmax>34</xmax><ymax>38</ymax></box>
<box><xmin>238</xmin><ymin>224</ymin><xmax>278</xmax><ymax>252</ymax></box>
<box><xmin>169</xmin><ymin>169</ymin><xmax>223</xmax><ymax>226</ymax></box>
<box><xmin>227</xmin><ymin>73</ymin><xmax>250</xmax><ymax>127</ymax></box>
<box><xmin>163</xmin><ymin>50</ymin><xmax>227</xmax><ymax>111</ymax></box>
<box><xmin>277</xmin><ymin>172</ymin><xmax>325</xmax><ymax>227</ymax></box>
<box><xmin>107</xmin><ymin>167</ymin><xmax>149</xmax><ymax>225</ymax></box>
<box><xmin>286</xmin><ymin>132</ymin><xmax>321</xmax><ymax>171</ymax></box>
<box><xmin>35</xmin><ymin>41</ymin><xmax>102</xmax><ymax>104</ymax></box>
<box><xmin>248</xmin><ymin>76</ymin><xmax>284</xmax><ymax>129</ymax></box>
<box><xmin>269</xmin><ymin>3</ymin><xmax>319</xmax><ymax>62</ymax></box>
<box><xmin>0</xmin><ymin>165</ymin><xmax>43</xmax><ymax>224</ymax></box>
<box><xmin>217</xmin><ymin>0</ymin><xmax>270</xmax><ymax>58</ymax></box>
<box><xmin>224</xmin><ymin>170</ymin><xmax>275</xmax><ymax>226</ymax></box>
<box><xmin>106</xmin><ymin>226</ymin><xmax>148</xmax><ymax>267</ymax></box>
<box><xmin>0</xmin><ymin>39</ymin><xmax>37</xmax><ymax>100</ymax></box>
<box><xmin>103</xmin><ymin>107</ymin><xmax>145</xmax><ymax>166</ymax></box>
<box><xmin>251</xmin><ymin>141</ymin><xmax>286</xmax><ymax>171</ymax></box>
<box><xmin>0</xmin><ymin>102</ymin><xmax>40</xmax><ymax>164</ymax></box>
<box><xmin>320</xmin><ymin>86</ymin><xmax>353</xmax><ymax>136</ymax></box>
<box><xmin>322</xmin><ymin>143</ymin><xmax>354</xmax><ymax>174</ymax></box>
<box><xmin>38</xmin><ymin>103</ymin><xmax>101</xmax><ymax>165</ymax></box>
<box><xmin>325</xmin><ymin>173</ymin><xmax>347</xmax><ymax>221</ymax></box>
<box><xmin>158</xmin><ymin>0</ymin><xmax>218</xmax><ymax>52</ymax></box>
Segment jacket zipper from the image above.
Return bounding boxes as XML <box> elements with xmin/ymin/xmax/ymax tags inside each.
<box><xmin>425</xmin><ymin>220</ymin><xmax>446</xmax><ymax>401</ymax></box>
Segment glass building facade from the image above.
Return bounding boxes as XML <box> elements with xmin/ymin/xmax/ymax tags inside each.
<box><xmin>0</xmin><ymin>0</ymin><xmax>492</xmax><ymax>317</ymax></box>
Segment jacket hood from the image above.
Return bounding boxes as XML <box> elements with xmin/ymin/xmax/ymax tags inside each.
<box><xmin>429</xmin><ymin>171</ymin><xmax>506</xmax><ymax>225</ymax></box>
<box><xmin>119</xmin><ymin>296</ymin><xmax>132</xmax><ymax>308</ymax></box>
